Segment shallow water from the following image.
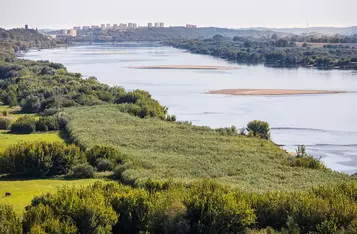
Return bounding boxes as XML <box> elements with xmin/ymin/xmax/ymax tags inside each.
<box><xmin>23</xmin><ymin>43</ymin><xmax>357</xmax><ymax>173</ymax></box>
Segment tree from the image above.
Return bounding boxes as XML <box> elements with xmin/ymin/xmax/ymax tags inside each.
<box><xmin>246</xmin><ymin>120</ymin><xmax>271</xmax><ymax>140</ymax></box>
<box><xmin>20</xmin><ymin>95</ymin><xmax>41</xmax><ymax>113</ymax></box>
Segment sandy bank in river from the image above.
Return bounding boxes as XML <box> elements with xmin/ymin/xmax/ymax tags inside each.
<box><xmin>128</xmin><ymin>65</ymin><xmax>238</xmax><ymax>70</ymax></box>
<box><xmin>206</xmin><ymin>89</ymin><xmax>353</xmax><ymax>96</ymax></box>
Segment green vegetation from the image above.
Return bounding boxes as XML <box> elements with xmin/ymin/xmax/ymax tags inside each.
<box><xmin>166</xmin><ymin>35</ymin><xmax>357</xmax><ymax>69</ymax></box>
<box><xmin>1</xmin><ymin>27</ymin><xmax>357</xmax><ymax>233</ymax></box>
<box><xmin>0</xmin><ymin>131</ymin><xmax>63</xmax><ymax>152</ymax></box>
<box><xmin>65</xmin><ymin>105</ymin><xmax>348</xmax><ymax>191</ymax></box>
<box><xmin>0</xmin><ymin>141</ymin><xmax>85</xmax><ymax>177</ymax></box>
<box><xmin>0</xmin><ymin>179</ymin><xmax>100</xmax><ymax>214</ymax></box>
<box><xmin>2</xmin><ymin>180</ymin><xmax>357</xmax><ymax>233</ymax></box>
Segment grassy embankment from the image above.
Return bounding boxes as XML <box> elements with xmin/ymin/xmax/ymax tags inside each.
<box><xmin>66</xmin><ymin>105</ymin><xmax>350</xmax><ymax>192</ymax></box>
<box><xmin>0</xmin><ymin>106</ymin><xmax>101</xmax><ymax>214</ymax></box>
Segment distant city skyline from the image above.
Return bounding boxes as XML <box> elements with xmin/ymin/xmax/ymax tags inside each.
<box><xmin>1</xmin><ymin>0</ymin><xmax>356</xmax><ymax>29</ymax></box>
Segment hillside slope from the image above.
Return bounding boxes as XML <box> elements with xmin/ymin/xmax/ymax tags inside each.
<box><xmin>66</xmin><ymin>105</ymin><xmax>349</xmax><ymax>192</ymax></box>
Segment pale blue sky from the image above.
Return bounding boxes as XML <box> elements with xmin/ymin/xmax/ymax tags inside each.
<box><xmin>1</xmin><ymin>0</ymin><xmax>356</xmax><ymax>29</ymax></box>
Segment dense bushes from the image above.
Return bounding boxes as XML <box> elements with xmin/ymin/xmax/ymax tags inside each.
<box><xmin>0</xmin><ymin>204</ymin><xmax>22</xmax><ymax>234</ymax></box>
<box><xmin>86</xmin><ymin>145</ymin><xmax>122</xmax><ymax>169</ymax></box>
<box><xmin>10</xmin><ymin>115</ymin><xmax>37</xmax><ymax>134</ymax></box>
<box><xmin>70</xmin><ymin>164</ymin><xmax>95</xmax><ymax>178</ymax></box>
<box><xmin>15</xmin><ymin>180</ymin><xmax>357</xmax><ymax>233</ymax></box>
<box><xmin>36</xmin><ymin>116</ymin><xmax>59</xmax><ymax>131</ymax></box>
<box><xmin>0</xmin><ymin>141</ymin><xmax>85</xmax><ymax>176</ymax></box>
<box><xmin>0</xmin><ymin>116</ymin><xmax>12</xmax><ymax>130</ymax></box>
<box><xmin>166</xmin><ymin>36</ymin><xmax>357</xmax><ymax>69</ymax></box>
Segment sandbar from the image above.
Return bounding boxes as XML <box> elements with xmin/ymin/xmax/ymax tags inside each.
<box><xmin>206</xmin><ymin>89</ymin><xmax>352</xmax><ymax>96</ymax></box>
<box><xmin>128</xmin><ymin>65</ymin><xmax>238</xmax><ymax>70</ymax></box>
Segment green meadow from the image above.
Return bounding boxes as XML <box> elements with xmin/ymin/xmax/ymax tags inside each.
<box><xmin>0</xmin><ymin>178</ymin><xmax>102</xmax><ymax>214</ymax></box>
<box><xmin>66</xmin><ymin>105</ymin><xmax>350</xmax><ymax>192</ymax></box>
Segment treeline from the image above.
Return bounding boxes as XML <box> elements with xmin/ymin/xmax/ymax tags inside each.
<box><xmin>165</xmin><ymin>35</ymin><xmax>357</xmax><ymax>69</ymax></box>
<box><xmin>2</xmin><ymin>180</ymin><xmax>357</xmax><ymax>233</ymax></box>
<box><xmin>286</xmin><ymin>33</ymin><xmax>357</xmax><ymax>43</ymax></box>
<box><xmin>0</xmin><ymin>59</ymin><xmax>167</xmax><ymax>119</ymax></box>
<box><xmin>0</xmin><ymin>28</ymin><xmax>57</xmax><ymax>60</ymax></box>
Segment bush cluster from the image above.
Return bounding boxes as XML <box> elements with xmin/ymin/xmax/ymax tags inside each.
<box><xmin>85</xmin><ymin>145</ymin><xmax>123</xmax><ymax>170</ymax></box>
<box><xmin>10</xmin><ymin>115</ymin><xmax>62</xmax><ymax>134</ymax></box>
<box><xmin>0</xmin><ymin>141</ymin><xmax>85</xmax><ymax>176</ymax></box>
<box><xmin>1</xmin><ymin>180</ymin><xmax>356</xmax><ymax>233</ymax></box>
<box><xmin>10</xmin><ymin>115</ymin><xmax>37</xmax><ymax>134</ymax></box>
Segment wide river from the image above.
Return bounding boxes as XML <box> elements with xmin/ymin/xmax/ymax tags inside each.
<box><xmin>24</xmin><ymin>43</ymin><xmax>357</xmax><ymax>173</ymax></box>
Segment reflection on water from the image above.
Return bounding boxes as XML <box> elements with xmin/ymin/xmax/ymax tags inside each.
<box><xmin>23</xmin><ymin>43</ymin><xmax>357</xmax><ymax>174</ymax></box>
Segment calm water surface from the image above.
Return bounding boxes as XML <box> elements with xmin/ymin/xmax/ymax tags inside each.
<box><xmin>23</xmin><ymin>43</ymin><xmax>357</xmax><ymax>173</ymax></box>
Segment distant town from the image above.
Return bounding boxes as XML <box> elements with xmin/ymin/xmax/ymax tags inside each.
<box><xmin>52</xmin><ymin>22</ymin><xmax>199</xmax><ymax>39</ymax></box>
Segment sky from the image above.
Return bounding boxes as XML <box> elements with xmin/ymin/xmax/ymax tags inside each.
<box><xmin>1</xmin><ymin>0</ymin><xmax>356</xmax><ymax>29</ymax></box>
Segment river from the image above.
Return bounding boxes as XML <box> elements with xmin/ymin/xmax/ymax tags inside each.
<box><xmin>23</xmin><ymin>42</ymin><xmax>357</xmax><ymax>174</ymax></box>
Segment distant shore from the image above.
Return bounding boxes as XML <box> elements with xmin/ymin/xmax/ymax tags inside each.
<box><xmin>206</xmin><ymin>89</ymin><xmax>353</xmax><ymax>96</ymax></box>
<box><xmin>128</xmin><ymin>65</ymin><xmax>238</xmax><ymax>70</ymax></box>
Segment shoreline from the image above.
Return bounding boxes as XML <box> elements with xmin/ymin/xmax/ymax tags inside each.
<box><xmin>128</xmin><ymin>65</ymin><xmax>238</xmax><ymax>70</ymax></box>
<box><xmin>205</xmin><ymin>89</ymin><xmax>353</xmax><ymax>96</ymax></box>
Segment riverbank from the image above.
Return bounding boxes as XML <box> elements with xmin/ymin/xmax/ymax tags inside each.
<box><xmin>129</xmin><ymin>65</ymin><xmax>238</xmax><ymax>70</ymax></box>
<box><xmin>206</xmin><ymin>89</ymin><xmax>352</xmax><ymax>96</ymax></box>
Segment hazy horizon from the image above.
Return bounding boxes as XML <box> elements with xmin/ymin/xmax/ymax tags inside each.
<box><xmin>1</xmin><ymin>0</ymin><xmax>356</xmax><ymax>29</ymax></box>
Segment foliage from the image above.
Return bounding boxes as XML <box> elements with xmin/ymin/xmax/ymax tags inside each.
<box><xmin>65</xmin><ymin>105</ymin><xmax>348</xmax><ymax>191</ymax></box>
<box><xmin>70</xmin><ymin>164</ymin><xmax>95</xmax><ymax>178</ymax></box>
<box><xmin>23</xmin><ymin>185</ymin><xmax>118</xmax><ymax>233</ymax></box>
<box><xmin>184</xmin><ymin>180</ymin><xmax>255</xmax><ymax>233</ymax></box>
<box><xmin>36</xmin><ymin>116</ymin><xmax>59</xmax><ymax>132</ymax></box>
<box><xmin>16</xmin><ymin>180</ymin><xmax>357</xmax><ymax>233</ymax></box>
<box><xmin>96</xmin><ymin>159</ymin><xmax>115</xmax><ymax>172</ymax></box>
<box><xmin>0</xmin><ymin>116</ymin><xmax>13</xmax><ymax>130</ymax></box>
<box><xmin>20</xmin><ymin>95</ymin><xmax>41</xmax><ymax>113</ymax></box>
<box><xmin>10</xmin><ymin>115</ymin><xmax>37</xmax><ymax>134</ymax></box>
<box><xmin>165</xmin><ymin>36</ymin><xmax>357</xmax><ymax>69</ymax></box>
<box><xmin>290</xmin><ymin>145</ymin><xmax>327</xmax><ymax>170</ymax></box>
<box><xmin>0</xmin><ymin>204</ymin><xmax>22</xmax><ymax>234</ymax></box>
<box><xmin>85</xmin><ymin>145</ymin><xmax>122</xmax><ymax>168</ymax></box>
<box><xmin>0</xmin><ymin>141</ymin><xmax>84</xmax><ymax>176</ymax></box>
<box><xmin>246</xmin><ymin>120</ymin><xmax>271</xmax><ymax>140</ymax></box>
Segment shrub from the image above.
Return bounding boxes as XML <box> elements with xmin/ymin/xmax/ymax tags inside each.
<box><xmin>0</xmin><ymin>204</ymin><xmax>22</xmax><ymax>234</ymax></box>
<box><xmin>0</xmin><ymin>117</ymin><xmax>12</xmax><ymax>130</ymax></box>
<box><xmin>23</xmin><ymin>204</ymin><xmax>77</xmax><ymax>234</ymax></box>
<box><xmin>40</xmin><ymin>108</ymin><xmax>60</xmax><ymax>116</ymax></box>
<box><xmin>24</xmin><ymin>186</ymin><xmax>117</xmax><ymax>233</ymax></box>
<box><xmin>36</xmin><ymin>116</ymin><xmax>59</xmax><ymax>132</ymax></box>
<box><xmin>10</xmin><ymin>115</ymin><xmax>37</xmax><ymax>134</ymax></box>
<box><xmin>86</xmin><ymin>145</ymin><xmax>122</xmax><ymax>168</ymax></box>
<box><xmin>0</xmin><ymin>141</ymin><xmax>84</xmax><ymax>176</ymax></box>
<box><xmin>96</xmin><ymin>159</ymin><xmax>114</xmax><ymax>172</ymax></box>
<box><xmin>184</xmin><ymin>180</ymin><xmax>256</xmax><ymax>233</ymax></box>
<box><xmin>20</xmin><ymin>94</ymin><xmax>41</xmax><ymax>113</ymax></box>
<box><xmin>290</xmin><ymin>145</ymin><xmax>326</xmax><ymax>170</ymax></box>
<box><xmin>56</xmin><ymin>112</ymin><xmax>70</xmax><ymax>130</ymax></box>
<box><xmin>247</xmin><ymin>120</ymin><xmax>271</xmax><ymax>140</ymax></box>
<box><xmin>70</xmin><ymin>164</ymin><xmax>95</xmax><ymax>178</ymax></box>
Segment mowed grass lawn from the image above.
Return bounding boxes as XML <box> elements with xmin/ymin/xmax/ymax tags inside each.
<box><xmin>0</xmin><ymin>179</ymin><xmax>101</xmax><ymax>215</ymax></box>
<box><xmin>66</xmin><ymin>105</ymin><xmax>350</xmax><ymax>192</ymax></box>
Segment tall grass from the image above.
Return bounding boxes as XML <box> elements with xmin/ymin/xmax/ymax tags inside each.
<box><xmin>65</xmin><ymin>105</ymin><xmax>349</xmax><ymax>192</ymax></box>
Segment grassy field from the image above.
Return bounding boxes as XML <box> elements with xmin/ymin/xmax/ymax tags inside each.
<box><xmin>66</xmin><ymin>105</ymin><xmax>350</xmax><ymax>192</ymax></box>
<box><xmin>0</xmin><ymin>106</ymin><xmax>65</xmax><ymax>151</ymax></box>
<box><xmin>0</xmin><ymin>178</ymin><xmax>101</xmax><ymax>214</ymax></box>
<box><xmin>0</xmin><ymin>131</ymin><xmax>65</xmax><ymax>152</ymax></box>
